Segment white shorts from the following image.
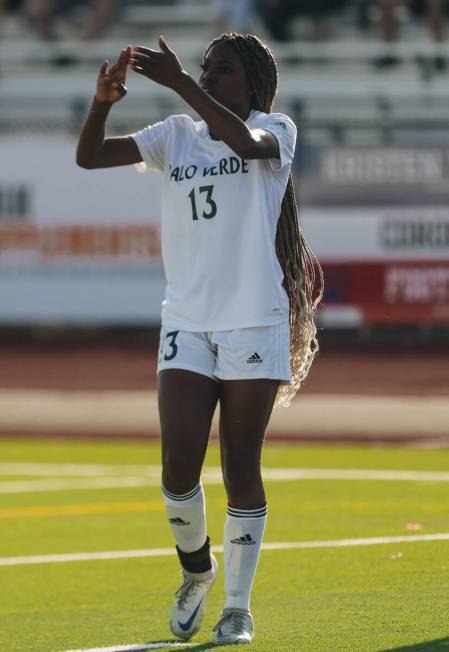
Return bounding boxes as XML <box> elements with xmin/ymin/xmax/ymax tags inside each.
<box><xmin>157</xmin><ymin>322</ymin><xmax>291</xmax><ymax>383</ymax></box>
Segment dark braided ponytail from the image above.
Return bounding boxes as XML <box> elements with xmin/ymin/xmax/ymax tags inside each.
<box><xmin>205</xmin><ymin>33</ymin><xmax>324</xmax><ymax>407</ymax></box>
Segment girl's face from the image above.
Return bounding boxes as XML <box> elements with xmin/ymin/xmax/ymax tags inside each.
<box><xmin>199</xmin><ymin>41</ymin><xmax>253</xmax><ymax>119</ymax></box>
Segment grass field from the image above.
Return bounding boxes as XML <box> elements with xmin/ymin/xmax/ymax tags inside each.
<box><xmin>1</xmin><ymin>438</ymin><xmax>449</xmax><ymax>652</ymax></box>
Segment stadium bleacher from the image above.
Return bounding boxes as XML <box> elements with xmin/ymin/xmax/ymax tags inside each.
<box><xmin>1</xmin><ymin>0</ymin><xmax>449</xmax><ymax>141</ymax></box>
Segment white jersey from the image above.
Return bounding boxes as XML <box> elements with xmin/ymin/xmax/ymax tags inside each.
<box><xmin>132</xmin><ymin>109</ymin><xmax>297</xmax><ymax>331</ymax></box>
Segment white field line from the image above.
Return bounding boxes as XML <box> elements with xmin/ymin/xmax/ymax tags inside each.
<box><xmin>1</xmin><ymin>533</ymin><xmax>449</xmax><ymax>567</ymax></box>
<box><xmin>0</xmin><ymin>463</ymin><xmax>163</xmax><ymax>477</ymax></box>
<box><xmin>2</xmin><ymin>466</ymin><xmax>449</xmax><ymax>494</ymax></box>
<box><xmin>61</xmin><ymin>642</ymin><xmax>193</xmax><ymax>652</ymax></box>
<box><xmin>4</xmin><ymin>463</ymin><xmax>449</xmax><ymax>483</ymax></box>
<box><xmin>0</xmin><ymin>477</ymin><xmax>159</xmax><ymax>494</ymax></box>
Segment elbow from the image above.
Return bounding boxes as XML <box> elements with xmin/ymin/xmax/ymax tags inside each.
<box><xmin>76</xmin><ymin>148</ymin><xmax>97</xmax><ymax>169</ymax></box>
<box><xmin>76</xmin><ymin>157</ymin><xmax>95</xmax><ymax>170</ymax></box>
<box><xmin>236</xmin><ymin>141</ymin><xmax>258</xmax><ymax>160</ymax></box>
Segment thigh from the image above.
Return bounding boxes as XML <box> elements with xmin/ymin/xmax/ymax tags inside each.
<box><xmin>218</xmin><ymin>378</ymin><xmax>280</xmax><ymax>467</ymax></box>
<box><xmin>158</xmin><ymin>369</ymin><xmax>219</xmax><ymax>490</ymax></box>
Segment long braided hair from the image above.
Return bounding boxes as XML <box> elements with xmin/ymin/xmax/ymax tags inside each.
<box><xmin>205</xmin><ymin>33</ymin><xmax>324</xmax><ymax>407</ymax></box>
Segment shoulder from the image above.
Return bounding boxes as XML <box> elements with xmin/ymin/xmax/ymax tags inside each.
<box><xmin>165</xmin><ymin>114</ymin><xmax>200</xmax><ymax>132</ymax></box>
<box><xmin>269</xmin><ymin>112</ymin><xmax>297</xmax><ymax>135</ymax></box>
<box><xmin>249</xmin><ymin>110</ymin><xmax>296</xmax><ymax>135</ymax></box>
<box><xmin>166</xmin><ymin>113</ymin><xmax>195</xmax><ymax>126</ymax></box>
<box><xmin>137</xmin><ymin>114</ymin><xmax>196</xmax><ymax>136</ymax></box>
<box><xmin>158</xmin><ymin>114</ymin><xmax>208</xmax><ymax>142</ymax></box>
<box><xmin>248</xmin><ymin>111</ymin><xmax>297</xmax><ymax>172</ymax></box>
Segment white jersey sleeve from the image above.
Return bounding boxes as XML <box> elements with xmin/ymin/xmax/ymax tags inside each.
<box><xmin>131</xmin><ymin>117</ymin><xmax>171</xmax><ymax>171</ymax></box>
<box><xmin>250</xmin><ymin>112</ymin><xmax>297</xmax><ymax>172</ymax></box>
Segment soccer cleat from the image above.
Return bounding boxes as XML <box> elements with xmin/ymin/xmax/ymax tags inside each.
<box><xmin>213</xmin><ymin>608</ymin><xmax>254</xmax><ymax>645</ymax></box>
<box><xmin>170</xmin><ymin>553</ymin><xmax>218</xmax><ymax>640</ymax></box>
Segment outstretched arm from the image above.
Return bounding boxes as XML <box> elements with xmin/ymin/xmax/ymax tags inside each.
<box><xmin>130</xmin><ymin>37</ymin><xmax>279</xmax><ymax>161</ymax></box>
<box><xmin>76</xmin><ymin>46</ymin><xmax>142</xmax><ymax>169</ymax></box>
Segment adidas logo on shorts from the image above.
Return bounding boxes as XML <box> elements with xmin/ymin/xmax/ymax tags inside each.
<box><xmin>247</xmin><ymin>352</ymin><xmax>263</xmax><ymax>364</ymax></box>
<box><xmin>231</xmin><ymin>534</ymin><xmax>256</xmax><ymax>545</ymax></box>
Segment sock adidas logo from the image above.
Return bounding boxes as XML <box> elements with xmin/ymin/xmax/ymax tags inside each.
<box><xmin>169</xmin><ymin>517</ymin><xmax>191</xmax><ymax>526</ymax></box>
<box><xmin>246</xmin><ymin>352</ymin><xmax>263</xmax><ymax>364</ymax></box>
<box><xmin>230</xmin><ymin>534</ymin><xmax>256</xmax><ymax>545</ymax></box>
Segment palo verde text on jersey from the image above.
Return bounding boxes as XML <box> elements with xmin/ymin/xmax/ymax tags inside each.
<box><xmin>169</xmin><ymin>157</ymin><xmax>249</xmax><ymax>183</ymax></box>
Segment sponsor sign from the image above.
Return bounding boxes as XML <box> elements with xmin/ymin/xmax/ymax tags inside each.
<box><xmin>297</xmin><ymin>144</ymin><xmax>449</xmax><ymax>206</ymax></box>
<box><xmin>0</xmin><ymin>223</ymin><xmax>161</xmax><ymax>260</ymax></box>
<box><xmin>320</xmin><ymin>260</ymin><xmax>449</xmax><ymax>325</ymax></box>
<box><xmin>301</xmin><ymin>207</ymin><xmax>449</xmax><ymax>326</ymax></box>
<box><xmin>0</xmin><ymin>135</ymin><xmax>164</xmax><ymax>323</ymax></box>
<box><xmin>0</xmin><ymin>135</ymin><xmax>161</xmax><ymax>223</ymax></box>
<box><xmin>301</xmin><ymin>208</ymin><xmax>449</xmax><ymax>260</ymax></box>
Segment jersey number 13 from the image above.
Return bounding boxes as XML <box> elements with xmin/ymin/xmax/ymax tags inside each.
<box><xmin>188</xmin><ymin>185</ymin><xmax>217</xmax><ymax>220</ymax></box>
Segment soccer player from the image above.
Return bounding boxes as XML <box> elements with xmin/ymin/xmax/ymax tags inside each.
<box><xmin>76</xmin><ymin>33</ymin><xmax>322</xmax><ymax>645</ymax></box>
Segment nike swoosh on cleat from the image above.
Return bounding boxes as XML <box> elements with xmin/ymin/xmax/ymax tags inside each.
<box><xmin>178</xmin><ymin>599</ymin><xmax>203</xmax><ymax>631</ymax></box>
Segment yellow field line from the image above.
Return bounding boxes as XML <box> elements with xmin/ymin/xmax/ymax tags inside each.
<box><xmin>0</xmin><ymin>501</ymin><xmax>165</xmax><ymax>519</ymax></box>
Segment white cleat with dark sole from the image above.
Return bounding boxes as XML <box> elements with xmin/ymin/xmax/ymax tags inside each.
<box><xmin>213</xmin><ymin>608</ymin><xmax>254</xmax><ymax>645</ymax></box>
<box><xmin>170</xmin><ymin>554</ymin><xmax>218</xmax><ymax>640</ymax></box>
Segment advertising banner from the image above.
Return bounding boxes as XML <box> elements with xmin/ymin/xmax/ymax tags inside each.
<box><xmin>0</xmin><ymin>135</ymin><xmax>164</xmax><ymax>323</ymax></box>
<box><xmin>297</xmin><ymin>144</ymin><xmax>449</xmax><ymax>206</ymax></box>
<box><xmin>1</xmin><ymin>136</ymin><xmax>449</xmax><ymax>325</ymax></box>
<box><xmin>301</xmin><ymin>207</ymin><xmax>449</xmax><ymax>260</ymax></box>
<box><xmin>319</xmin><ymin>260</ymin><xmax>449</xmax><ymax>326</ymax></box>
<box><xmin>297</xmin><ymin>143</ymin><xmax>449</xmax><ymax>326</ymax></box>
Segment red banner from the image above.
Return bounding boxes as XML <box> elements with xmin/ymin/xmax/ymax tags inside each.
<box><xmin>321</xmin><ymin>260</ymin><xmax>449</xmax><ymax>324</ymax></box>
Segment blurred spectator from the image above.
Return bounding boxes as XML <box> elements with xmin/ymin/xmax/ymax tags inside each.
<box><xmin>256</xmin><ymin>0</ymin><xmax>350</xmax><ymax>41</ymax></box>
<box><xmin>0</xmin><ymin>0</ymin><xmax>21</xmax><ymax>36</ymax></box>
<box><xmin>210</xmin><ymin>0</ymin><xmax>255</xmax><ymax>35</ymax></box>
<box><xmin>23</xmin><ymin>0</ymin><xmax>116</xmax><ymax>40</ymax></box>
<box><xmin>378</xmin><ymin>0</ymin><xmax>446</xmax><ymax>68</ymax></box>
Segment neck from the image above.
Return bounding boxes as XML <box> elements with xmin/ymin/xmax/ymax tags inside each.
<box><xmin>235</xmin><ymin>106</ymin><xmax>252</xmax><ymax>121</ymax></box>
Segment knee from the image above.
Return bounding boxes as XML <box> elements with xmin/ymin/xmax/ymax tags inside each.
<box><xmin>222</xmin><ymin>462</ymin><xmax>263</xmax><ymax>506</ymax></box>
<box><xmin>162</xmin><ymin>446</ymin><xmax>201</xmax><ymax>494</ymax></box>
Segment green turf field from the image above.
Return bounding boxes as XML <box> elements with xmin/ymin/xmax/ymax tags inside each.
<box><xmin>1</xmin><ymin>438</ymin><xmax>448</xmax><ymax>652</ymax></box>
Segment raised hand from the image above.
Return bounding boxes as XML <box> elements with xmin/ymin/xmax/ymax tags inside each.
<box><xmin>130</xmin><ymin>36</ymin><xmax>184</xmax><ymax>89</ymax></box>
<box><xmin>96</xmin><ymin>46</ymin><xmax>131</xmax><ymax>103</ymax></box>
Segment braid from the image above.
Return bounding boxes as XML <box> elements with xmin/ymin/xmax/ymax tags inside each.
<box><xmin>275</xmin><ymin>177</ymin><xmax>324</xmax><ymax>407</ymax></box>
<box><xmin>206</xmin><ymin>33</ymin><xmax>324</xmax><ymax>407</ymax></box>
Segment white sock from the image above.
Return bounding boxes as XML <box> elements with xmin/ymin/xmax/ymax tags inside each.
<box><xmin>223</xmin><ymin>504</ymin><xmax>267</xmax><ymax>611</ymax></box>
<box><xmin>162</xmin><ymin>482</ymin><xmax>207</xmax><ymax>553</ymax></box>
